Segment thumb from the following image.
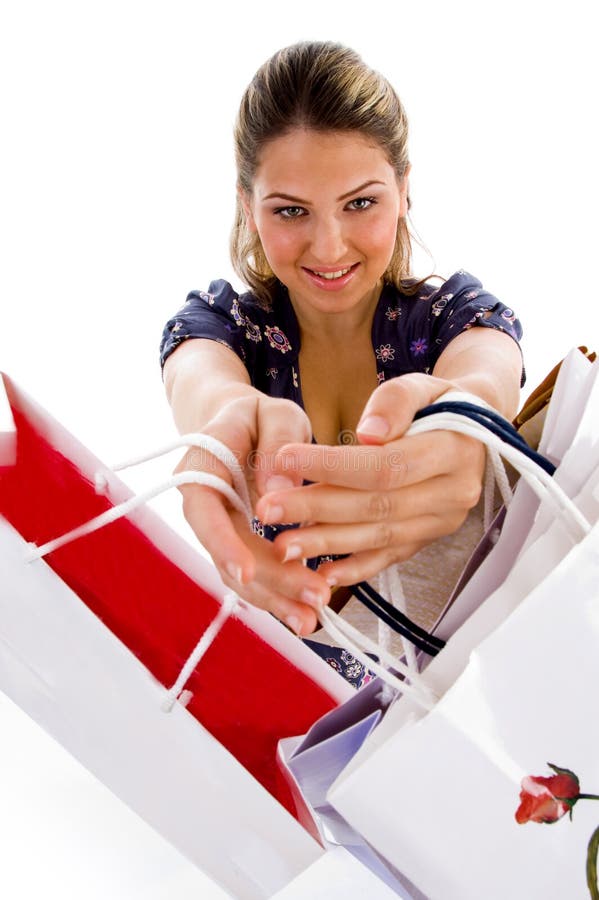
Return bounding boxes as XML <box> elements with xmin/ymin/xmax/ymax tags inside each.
<box><xmin>356</xmin><ymin>373</ymin><xmax>457</xmax><ymax>445</ymax></box>
<box><xmin>253</xmin><ymin>396</ymin><xmax>313</xmax><ymax>496</ymax></box>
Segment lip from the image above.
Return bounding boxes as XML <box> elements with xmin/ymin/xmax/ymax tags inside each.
<box><xmin>301</xmin><ymin>263</ymin><xmax>360</xmax><ymax>291</ymax></box>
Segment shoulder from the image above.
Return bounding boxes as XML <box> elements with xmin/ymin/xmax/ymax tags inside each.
<box><xmin>390</xmin><ymin>271</ymin><xmax>487</xmax><ymax>307</ymax></box>
<box><xmin>390</xmin><ymin>270</ymin><xmax>521</xmax><ymax>335</ymax></box>
<box><xmin>374</xmin><ymin>271</ymin><xmax>522</xmax><ymax>376</ymax></box>
<box><xmin>411</xmin><ymin>270</ymin><xmax>523</xmax><ymax>367</ymax></box>
<box><xmin>185</xmin><ymin>279</ymin><xmax>261</xmax><ymax>318</ymax></box>
<box><xmin>426</xmin><ymin>270</ymin><xmax>522</xmax><ymax>338</ymax></box>
<box><xmin>160</xmin><ymin>278</ymin><xmax>300</xmax><ymax>377</ymax></box>
<box><xmin>160</xmin><ymin>279</ymin><xmax>262</xmax><ymax>370</ymax></box>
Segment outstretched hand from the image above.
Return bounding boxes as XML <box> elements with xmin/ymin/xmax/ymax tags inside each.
<box><xmin>254</xmin><ymin>373</ymin><xmax>487</xmax><ymax>587</ymax></box>
<box><xmin>175</xmin><ymin>393</ymin><xmax>331</xmax><ymax>635</ymax></box>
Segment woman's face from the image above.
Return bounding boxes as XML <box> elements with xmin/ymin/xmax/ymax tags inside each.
<box><xmin>241</xmin><ymin>128</ymin><xmax>408</xmax><ymax>323</ymax></box>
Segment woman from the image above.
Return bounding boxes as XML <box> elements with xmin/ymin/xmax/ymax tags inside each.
<box><xmin>160</xmin><ymin>41</ymin><xmax>523</xmax><ymax>671</ymax></box>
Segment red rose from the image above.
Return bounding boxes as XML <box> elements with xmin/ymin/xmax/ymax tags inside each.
<box><xmin>516</xmin><ymin>766</ymin><xmax>580</xmax><ymax>824</ymax></box>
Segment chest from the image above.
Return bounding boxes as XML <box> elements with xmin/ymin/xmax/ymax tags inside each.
<box><xmin>298</xmin><ymin>338</ymin><xmax>378</xmax><ymax>445</ymax></box>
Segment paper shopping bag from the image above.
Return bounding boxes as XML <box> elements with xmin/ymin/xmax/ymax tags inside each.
<box><xmin>269</xmin><ymin>846</ymin><xmax>403</xmax><ymax>899</ymax></box>
<box><xmin>329</xmin><ymin>513</ymin><xmax>599</xmax><ymax>899</ymax></box>
<box><xmin>428</xmin><ymin>347</ymin><xmax>596</xmax><ymax>649</ymax></box>
<box><xmin>277</xmin><ymin>676</ymin><xmax>427</xmax><ymax>899</ymax></box>
<box><xmin>0</xmin><ymin>372</ymin><xmax>355</xmax><ymax>897</ymax></box>
<box><xmin>326</xmin><ymin>362</ymin><xmax>599</xmax><ymax>899</ymax></box>
<box><xmin>0</xmin><ymin>515</ymin><xmax>323</xmax><ymax>900</ymax></box>
<box><xmin>0</xmin><ymin>373</ymin><xmax>350</xmax><ymax>792</ymax></box>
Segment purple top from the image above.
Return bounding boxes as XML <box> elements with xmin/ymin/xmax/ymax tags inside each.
<box><xmin>159</xmin><ymin>270</ymin><xmax>524</xmax><ymax>392</ymax></box>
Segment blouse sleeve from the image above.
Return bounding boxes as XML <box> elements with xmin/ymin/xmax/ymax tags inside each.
<box><xmin>159</xmin><ymin>279</ymin><xmax>253</xmax><ymax>370</ymax></box>
<box><xmin>427</xmin><ymin>271</ymin><xmax>525</xmax><ymax>383</ymax></box>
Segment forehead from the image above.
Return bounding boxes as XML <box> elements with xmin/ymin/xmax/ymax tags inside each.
<box><xmin>253</xmin><ymin>128</ymin><xmax>393</xmax><ymax>195</ymax></box>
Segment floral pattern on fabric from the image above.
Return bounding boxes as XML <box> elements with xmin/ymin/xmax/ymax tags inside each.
<box><xmin>264</xmin><ymin>325</ymin><xmax>292</xmax><ymax>353</ymax></box>
<box><xmin>230</xmin><ymin>297</ymin><xmax>246</xmax><ymax>327</ymax></box>
<box><xmin>244</xmin><ymin>320</ymin><xmax>262</xmax><ymax>343</ymax></box>
<box><xmin>376</xmin><ymin>343</ymin><xmax>395</xmax><ymax>363</ymax></box>
<box><xmin>431</xmin><ymin>293</ymin><xmax>453</xmax><ymax>317</ymax></box>
<box><xmin>302</xmin><ymin>640</ymin><xmax>376</xmax><ymax>690</ymax></box>
<box><xmin>410</xmin><ymin>338</ymin><xmax>428</xmax><ymax>356</ymax></box>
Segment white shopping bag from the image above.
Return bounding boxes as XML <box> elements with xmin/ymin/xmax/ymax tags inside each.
<box><xmin>0</xmin><ymin>516</ymin><xmax>323</xmax><ymax>900</ymax></box>
<box><xmin>432</xmin><ymin>347</ymin><xmax>595</xmax><ymax>646</ymax></box>
<box><xmin>329</xmin><ymin>515</ymin><xmax>599</xmax><ymax>899</ymax></box>
<box><xmin>327</xmin><ymin>357</ymin><xmax>599</xmax><ymax>899</ymax></box>
<box><xmin>0</xmin><ymin>692</ymin><xmax>231</xmax><ymax>900</ymax></box>
<box><xmin>269</xmin><ymin>846</ymin><xmax>402</xmax><ymax>899</ymax></box>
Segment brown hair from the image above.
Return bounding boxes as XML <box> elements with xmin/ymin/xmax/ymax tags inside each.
<box><xmin>230</xmin><ymin>41</ymin><xmax>418</xmax><ymax>306</ymax></box>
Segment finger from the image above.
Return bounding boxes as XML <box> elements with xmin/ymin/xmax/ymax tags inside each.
<box><xmin>256</xmin><ymin>472</ymin><xmax>479</xmax><ymax>527</ymax></box>
<box><xmin>355</xmin><ymin>373</ymin><xmax>458</xmax><ymax>444</ymax></box>
<box><xmin>236</xmin><ymin>581</ymin><xmax>321</xmax><ymax>636</ymax></box>
<box><xmin>222</xmin><ymin>521</ymin><xmax>332</xmax><ymax>635</ymax></box>
<box><xmin>272</xmin><ymin>514</ymin><xmax>457</xmax><ymax>564</ymax></box>
<box><xmin>184</xmin><ymin>488</ymin><xmax>331</xmax><ymax>634</ymax></box>
<box><xmin>240</xmin><ymin>527</ymin><xmax>331</xmax><ymax>609</ymax></box>
<box><xmin>275</xmin><ymin>430</ymin><xmax>482</xmax><ymax>492</ymax></box>
<box><xmin>317</xmin><ymin>543</ymin><xmax>428</xmax><ymax>586</ymax></box>
<box><xmin>180</xmin><ymin>485</ymin><xmax>256</xmax><ymax>586</ymax></box>
<box><xmin>252</xmin><ymin>395</ymin><xmax>313</xmax><ymax>496</ymax></box>
<box><xmin>237</xmin><ymin>568</ymin><xmax>323</xmax><ymax>636</ymax></box>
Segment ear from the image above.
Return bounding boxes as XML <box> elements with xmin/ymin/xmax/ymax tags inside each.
<box><xmin>238</xmin><ymin>188</ymin><xmax>257</xmax><ymax>233</ymax></box>
<box><xmin>399</xmin><ymin>163</ymin><xmax>411</xmax><ymax>218</ymax></box>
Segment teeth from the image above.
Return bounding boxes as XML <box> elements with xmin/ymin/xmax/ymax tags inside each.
<box><xmin>313</xmin><ymin>267</ymin><xmax>351</xmax><ymax>280</ymax></box>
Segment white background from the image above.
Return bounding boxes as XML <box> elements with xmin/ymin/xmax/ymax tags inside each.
<box><xmin>0</xmin><ymin>1</ymin><xmax>597</xmax><ymax>897</ymax></box>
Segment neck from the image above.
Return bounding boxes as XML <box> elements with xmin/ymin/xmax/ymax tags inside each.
<box><xmin>289</xmin><ymin>281</ymin><xmax>383</xmax><ymax>345</ymax></box>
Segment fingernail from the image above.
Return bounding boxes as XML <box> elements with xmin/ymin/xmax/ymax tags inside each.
<box><xmin>265</xmin><ymin>475</ymin><xmax>295</xmax><ymax>492</ymax></box>
<box><xmin>283</xmin><ymin>543</ymin><xmax>303</xmax><ymax>562</ymax></box>
<box><xmin>262</xmin><ymin>503</ymin><xmax>284</xmax><ymax>523</ymax></box>
<box><xmin>356</xmin><ymin>415</ymin><xmax>389</xmax><ymax>439</ymax></box>
<box><xmin>285</xmin><ymin>615</ymin><xmax>303</xmax><ymax>635</ymax></box>
<box><xmin>301</xmin><ymin>588</ymin><xmax>324</xmax><ymax>611</ymax></box>
<box><xmin>225</xmin><ymin>561</ymin><xmax>243</xmax><ymax>585</ymax></box>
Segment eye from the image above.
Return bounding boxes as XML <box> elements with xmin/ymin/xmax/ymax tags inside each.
<box><xmin>274</xmin><ymin>206</ymin><xmax>306</xmax><ymax>219</ymax></box>
<box><xmin>347</xmin><ymin>196</ymin><xmax>377</xmax><ymax>211</ymax></box>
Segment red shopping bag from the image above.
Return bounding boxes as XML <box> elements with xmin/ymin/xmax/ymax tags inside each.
<box><xmin>0</xmin><ymin>372</ymin><xmax>350</xmax><ymax>809</ymax></box>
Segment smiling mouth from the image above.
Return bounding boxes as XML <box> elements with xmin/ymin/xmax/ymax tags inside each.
<box><xmin>305</xmin><ymin>264</ymin><xmax>358</xmax><ymax>280</ymax></box>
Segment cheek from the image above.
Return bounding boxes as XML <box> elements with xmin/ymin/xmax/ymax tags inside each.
<box><xmin>360</xmin><ymin>217</ymin><xmax>398</xmax><ymax>257</ymax></box>
<box><xmin>258</xmin><ymin>223</ymin><xmax>303</xmax><ymax>265</ymax></box>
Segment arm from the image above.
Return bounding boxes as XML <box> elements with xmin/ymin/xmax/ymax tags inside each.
<box><xmin>164</xmin><ymin>338</ymin><xmax>255</xmax><ymax>432</ymax></box>
<box><xmin>163</xmin><ymin>338</ymin><xmax>331</xmax><ymax>634</ymax></box>
<box><xmin>254</xmin><ymin>328</ymin><xmax>523</xmax><ymax>587</ymax></box>
<box><xmin>430</xmin><ymin>327</ymin><xmax>522</xmax><ymax>418</ymax></box>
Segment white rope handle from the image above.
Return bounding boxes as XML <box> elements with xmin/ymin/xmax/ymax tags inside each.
<box><xmin>25</xmin><ymin>470</ymin><xmax>250</xmax><ymax>562</ymax></box>
<box><xmin>383</xmin><ymin>565</ymin><xmax>419</xmax><ymax>677</ymax></box>
<box><xmin>407</xmin><ymin>412</ymin><xmax>592</xmax><ymax>539</ymax></box>
<box><xmin>25</xmin><ymin>432</ymin><xmax>254</xmax><ymax>563</ymax></box>
<box><xmin>109</xmin><ymin>432</ymin><xmax>253</xmax><ymax>517</ymax></box>
<box><xmin>161</xmin><ymin>591</ymin><xmax>240</xmax><ymax>712</ymax></box>
<box><xmin>25</xmin><ymin>433</ymin><xmax>253</xmax><ymax>712</ymax></box>
<box><xmin>317</xmin><ymin>604</ymin><xmax>437</xmax><ymax>710</ymax></box>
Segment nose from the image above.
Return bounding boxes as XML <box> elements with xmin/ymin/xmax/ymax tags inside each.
<box><xmin>309</xmin><ymin>214</ymin><xmax>348</xmax><ymax>264</ymax></box>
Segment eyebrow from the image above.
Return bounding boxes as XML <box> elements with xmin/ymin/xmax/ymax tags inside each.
<box><xmin>261</xmin><ymin>180</ymin><xmax>386</xmax><ymax>204</ymax></box>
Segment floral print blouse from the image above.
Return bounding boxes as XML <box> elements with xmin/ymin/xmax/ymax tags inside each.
<box><xmin>160</xmin><ymin>271</ymin><xmax>523</xmax><ymax>688</ymax></box>
<box><xmin>160</xmin><ymin>270</ymin><xmax>523</xmax><ymax>393</ymax></box>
